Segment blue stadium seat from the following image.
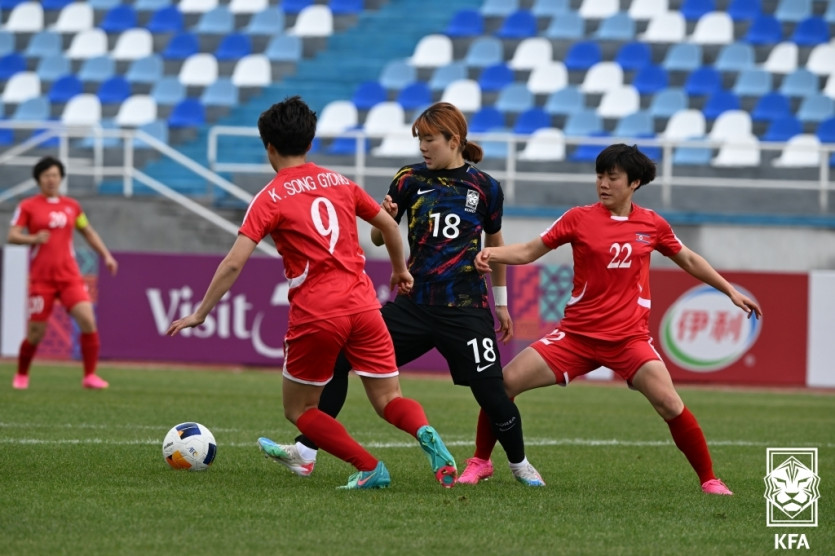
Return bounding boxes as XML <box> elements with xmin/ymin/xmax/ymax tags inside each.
<box><xmin>714</xmin><ymin>43</ymin><xmax>755</xmax><ymax>72</ymax></box>
<box><xmin>0</xmin><ymin>31</ymin><xmax>14</xmax><ymax>57</ymax></box>
<box><xmin>126</xmin><ymin>55</ymin><xmax>163</xmax><ymax>84</ymax></box>
<box><xmin>0</xmin><ymin>0</ymin><xmax>26</xmax><ymax>8</ymax></box>
<box><xmin>564</xmin><ymin>41</ymin><xmax>601</xmax><ymax>71</ymax></box>
<box><xmin>797</xmin><ymin>94</ymin><xmax>835</xmax><ymax>123</ymax></box>
<box><xmin>543</xmin><ymin>11</ymin><xmax>584</xmax><ymax>40</ymax></box>
<box><xmin>727</xmin><ymin>0</ymin><xmax>761</xmax><ymax>21</ymax></box>
<box><xmin>743</xmin><ymin>15</ymin><xmax>782</xmax><ymax>44</ymax></box>
<box><xmin>244</xmin><ymin>8</ymin><xmax>285</xmax><ymax>35</ymax></box>
<box><xmin>478</xmin><ymin>63</ymin><xmax>514</xmax><ymax>92</ymax></box>
<box><xmin>480</xmin><ymin>129</ymin><xmax>513</xmax><ymax>159</ymax></box>
<box><xmin>150</xmin><ymin>76</ymin><xmax>185</xmax><ymax>106</ymax></box>
<box><xmin>469</xmin><ymin>107</ymin><xmax>505</xmax><ymax>133</ymax></box>
<box><xmin>545</xmin><ymin>86</ymin><xmax>584</xmax><ymax>115</ymax></box>
<box><xmin>351</xmin><ymin>81</ymin><xmax>386</xmax><ymax>110</ymax></box>
<box><xmin>35</xmin><ymin>54</ymin><xmax>70</xmax><ymax>82</ymax></box>
<box><xmin>0</xmin><ymin>118</ymin><xmax>13</xmax><ymax>146</ymax></box>
<box><xmin>779</xmin><ymin>69</ymin><xmax>819</xmax><ymax>97</ymax></box>
<box><xmin>732</xmin><ymin>68</ymin><xmax>772</xmax><ymax>97</ymax></box>
<box><xmin>791</xmin><ymin>17</ymin><xmax>829</xmax><ymax>46</ymax></box>
<box><xmin>649</xmin><ymin>88</ymin><xmax>688</xmax><ymax>119</ymax></box>
<box><xmin>429</xmin><ymin>62</ymin><xmax>466</xmax><ymax>91</ymax></box>
<box><xmin>613</xmin><ymin>111</ymin><xmax>653</xmax><ymax>137</ymax></box>
<box><xmin>135</xmin><ymin>119</ymin><xmax>169</xmax><ymax>149</ymax></box>
<box><xmin>201</xmin><ymin>78</ymin><xmax>238</xmax><ymax>107</ymax></box>
<box><xmin>148</xmin><ymin>6</ymin><xmax>184</xmax><ymax>33</ymax></box>
<box><xmin>632</xmin><ymin>65</ymin><xmax>669</xmax><ymax>95</ymax></box>
<box><xmin>396</xmin><ymin>82</ymin><xmax>431</xmax><ymax>111</ymax></box>
<box><xmin>495</xmin><ymin>83</ymin><xmax>533</xmax><ymax>113</ymax></box>
<box><xmin>41</xmin><ymin>0</ymin><xmax>73</xmax><ymax>9</ymax></box>
<box><xmin>464</xmin><ymin>37</ymin><xmax>503</xmax><ymax>68</ymax></box>
<box><xmin>570</xmin><ymin>131</ymin><xmax>610</xmax><ymax>161</ymax></box>
<box><xmin>495</xmin><ymin>10</ymin><xmax>537</xmax><ymax>39</ymax></box>
<box><xmin>681</xmin><ymin>0</ymin><xmax>715</xmax><ymax>21</ymax></box>
<box><xmin>513</xmin><ymin>107</ymin><xmax>551</xmax><ymax>134</ymax></box>
<box><xmin>615</xmin><ymin>42</ymin><xmax>652</xmax><ymax>71</ymax></box>
<box><xmin>163</xmin><ymin>33</ymin><xmax>199</xmax><ymax>60</ymax></box>
<box><xmin>380</xmin><ymin>59</ymin><xmax>416</xmax><ymax>91</ymax></box>
<box><xmin>327</xmin><ymin>126</ymin><xmax>368</xmax><ymax>155</ymax></box>
<box><xmin>662</xmin><ymin>43</ymin><xmax>702</xmax><ymax>72</ymax></box>
<box><xmin>775</xmin><ymin>0</ymin><xmax>811</xmax><ymax>23</ymax></box>
<box><xmin>445</xmin><ymin>9</ymin><xmax>484</xmax><ymax>37</ymax></box>
<box><xmin>826</xmin><ymin>1</ymin><xmax>835</xmax><ymax>24</ymax></box>
<box><xmin>703</xmin><ymin>90</ymin><xmax>741</xmax><ymax>119</ymax></box>
<box><xmin>564</xmin><ymin>109</ymin><xmax>602</xmax><ymax>136</ymax></box>
<box><xmin>673</xmin><ymin>139</ymin><xmax>713</xmax><ymax>164</ymax></box>
<box><xmin>0</xmin><ymin>53</ymin><xmax>26</xmax><ymax>80</ymax></box>
<box><xmin>532</xmin><ymin>0</ymin><xmax>569</xmax><ymax>17</ymax></box>
<box><xmin>264</xmin><ymin>35</ymin><xmax>302</xmax><ymax>62</ymax></box>
<box><xmin>100</xmin><ymin>5</ymin><xmax>137</xmax><ymax>33</ymax></box>
<box><xmin>214</xmin><ymin>33</ymin><xmax>252</xmax><ymax>61</ymax></box>
<box><xmin>194</xmin><ymin>6</ymin><xmax>234</xmax><ymax>34</ymax></box>
<box><xmin>77</xmin><ymin>118</ymin><xmax>120</xmax><ymax>149</ymax></box>
<box><xmin>762</xmin><ymin>115</ymin><xmax>802</xmax><ymax>141</ymax></box>
<box><xmin>594</xmin><ymin>12</ymin><xmax>635</xmax><ymax>41</ymax></box>
<box><xmin>481</xmin><ymin>0</ymin><xmax>518</xmax><ymax>17</ymax></box>
<box><xmin>329</xmin><ymin>0</ymin><xmax>363</xmax><ymax>15</ymax></box>
<box><xmin>282</xmin><ymin>0</ymin><xmax>313</xmax><ymax>14</ymax></box>
<box><xmin>12</xmin><ymin>96</ymin><xmax>50</xmax><ymax>121</ymax></box>
<box><xmin>816</xmin><ymin>117</ymin><xmax>835</xmax><ymax>143</ymax></box>
<box><xmin>168</xmin><ymin>98</ymin><xmax>205</xmax><ymax>128</ymax></box>
<box><xmin>751</xmin><ymin>92</ymin><xmax>792</xmax><ymax>122</ymax></box>
<box><xmin>134</xmin><ymin>0</ymin><xmax>170</xmax><ymax>10</ymax></box>
<box><xmin>24</xmin><ymin>31</ymin><xmax>62</xmax><ymax>59</ymax></box>
<box><xmin>78</xmin><ymin>55</ymin><xmax>115</xmax><ymax>83</ymax></box>
<box><xmin>684</xmin><ymin>67</ymin><xmax>721</xmax><ymax>97</ymax></box>
<box><xmin>97</xmin><ymin>76</ymin><xmax>131</xmax><ymax>105</ymax></box>
<box><xmin>47</xmin><ymin>74</ymin><xmax>82</xmax><ymax>103</ymax></box>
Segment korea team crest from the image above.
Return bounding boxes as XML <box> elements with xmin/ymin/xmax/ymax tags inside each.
<box><xmin>764</xmin><ymin>448</ymin><xmax>820</xmax><ymax>527</ymax></box>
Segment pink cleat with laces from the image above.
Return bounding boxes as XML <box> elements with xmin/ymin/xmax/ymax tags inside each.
<box><xmin>12</xmin><ymin>374</ymin><xmax>29</xmax><ymax>390</ymax></box>
<box><xmin>456</xmin><ymin>457</ymin><xmax>494</xmax><ymax>485</ymax></box>
<box><xmin>701</xmin><ymin>478</ymin><xmax>733</xmax><ymax>495</ymax></box>
<box><xmin>82</xmin><ymin>375</ymin><xmax>109</xmax><ymax>389</ymax></box>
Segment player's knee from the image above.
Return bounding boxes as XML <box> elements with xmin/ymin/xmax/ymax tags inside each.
<box><xmin>470</xmin><ymin>378</ymin><xmax>517</xmax><ymax>421</ymax></box>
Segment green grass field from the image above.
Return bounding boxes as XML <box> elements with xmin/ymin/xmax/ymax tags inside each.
<box><xmin>1</xmin><ymin>362</ymin><xmax>832</xmax><ymax>555</ymax></box>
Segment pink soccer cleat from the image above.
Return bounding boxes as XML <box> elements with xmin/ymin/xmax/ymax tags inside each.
<box><xmin>82</xmin><ymin>375</ymin><xmax>109</xmax><ymax>389</ymax></box>
<box><xmin>456</xmin><ymin>457</ymin><xmax>494</xmax><ymax>485</ymax></box>
<box><xmin>701</xmin><ymin>478</ymin><xmax>733</xmax><ymax>495</ymax></box>
<box><xmin>12</xmin><ymin>374</ymin><xmax>29</xmax><ymax>390</ymax></box>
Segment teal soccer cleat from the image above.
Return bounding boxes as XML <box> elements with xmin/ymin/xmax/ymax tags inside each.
<box><xmin>338</xmin><ymin>461</ymin><xmax>391</xmax><ymax>490</ymax></box>
<box><xmin>416</xmin><ymin>425</ymin><xmax>457</xmax><ymax>488</ymax></box>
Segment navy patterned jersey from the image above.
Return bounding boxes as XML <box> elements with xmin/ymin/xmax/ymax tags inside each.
<box><xmin>387</xmin><ymin>162</ymin><xmax>503</xmax><ymax>308</ymax></box>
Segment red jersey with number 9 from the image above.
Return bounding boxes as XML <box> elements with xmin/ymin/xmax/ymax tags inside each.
<box><xmin>540</xmin><ymin>202</ymin><xmax>682</xmax><ymax>341</ymax></box>
<box><xmin>10</xmin><ymin>195</ymin><xmax>86</xmax><ymax>282</ymax></box>
<box><xmin>239</xmin><ymin>162</ymin><xmax>382</xmax><ymax>325</ymax></box>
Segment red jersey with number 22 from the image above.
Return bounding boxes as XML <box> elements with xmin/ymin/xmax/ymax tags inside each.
<box><xmin>238</xmin><ymin>162</ymin><xmax>382</xmax><ymax>325</ymax></box>
<box><xmin>10</xmin><ymin>195</ymin><xmax>85</xmax><ymax>282</ymax></box>
<box><xmin>540</xmin><ymin>202</ymin><xmax>682</xmax><ymax>341</ymax></box>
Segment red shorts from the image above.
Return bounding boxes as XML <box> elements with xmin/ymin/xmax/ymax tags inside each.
<box><xmin>283</xmin><ymin>309</ymin><xmax>398</xmax><ymax>386</ymax></box>
<box><xmin>28</xmin><ymin>279</ymin><xmax>91</xmax><ymax>322</ymax></box>
<box><xmin>530</xmin><ymin>328</ymin><xmax>662</xmax><ymax>385</ymax></box>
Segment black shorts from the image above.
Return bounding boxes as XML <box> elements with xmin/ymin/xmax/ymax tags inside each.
<box><xmin>381</xmin><ymin>296</ymin><xmax>502</xmax><ymax>386</ymax></box>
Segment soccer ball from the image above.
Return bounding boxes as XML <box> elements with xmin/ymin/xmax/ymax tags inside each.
<box><xmin>162</xmin><ymin>422</ymin><xmax>217</xmax><ymax>471</ymax></box>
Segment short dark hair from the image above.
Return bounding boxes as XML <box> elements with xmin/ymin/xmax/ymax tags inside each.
<box><xmin>595</xmin><ymin>144</ymin><xmax>656</xmax><ymax>190</ymax></box>
<box><xmin>257</xmin><ymin>96</ymin><xmax>317</xmax><ymax>157</ymax></box>
<box><xmin>32</xmin><ymin>156</ymin><xmax>65</xmax><ymax>182</ymax></box>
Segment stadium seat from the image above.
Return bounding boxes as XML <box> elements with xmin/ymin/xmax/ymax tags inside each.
<box><xmin>711</xmin><ymin>134</ymin><xmax>760</xmax><ymax>166</ymax></box>
<box><xmin>329</xmin><ymin>0</ymin><xmax>363</xmax><ymax>16</ymax></box>
<box><xmin>702</xmin><ymin>90</ymin><xmax>741</xmax><ymax>119</ymax></box>
<box><xmin>244</xmin><ymin>7</ymin><xmax>284</xmax><ymax>35</ymax></box>
<box><xmin>441</xmin><ymin>79</ymin><xmax>481</xmax><ymax>112</ymax></box>
<box><xmin>372</xmin><ymin>126</ymin><xmax>420</xmax><ymax>157</ymax></box>
<box><xmin>544</xmin><ymin>86</ymin><xmax>584</xmax><ymax>116</ymax></box>
<box><xmin>564</xmin><ymin>110</ymin><xmax>602</xmax><ymax>136</ymax></box>
<box><xmin>532</xmin><ymin>0</ymin><xmax>569</xmax><ymax>18</ymax></box>
<box><xmin>11</xmin><ymin>96</ymin><xmax>49</xmax><ymax>121</ymax></box>
<box><xmin>743</xmin><ymin>15</ymin><xmax>782</xmax><ymax>44</ymax></box>
<box><xmin>0</xmin><ymin>53</ymin><xmax>26</xmax><ymax>80</ymax></box>
<box><xmin>640</xmin><ymin>11</ymin><xmax>685</xmax><ymax>42</ymax></box>
<box><xmin>732</xmin><ymin>69</ymin><xmax>772</xmax><ymax>97</ymax></box>
<box><xmin>463</xmin><ymin>37</ymin><xmax>503</xmax><ymax>69</ymax></box>
<box><xmin>79</xmin><ymin>56</ymin><xmax>115</xmax><ymax>83</ymax></box>
<box><xmin>663</xmin><ymin>109</ymin><xmax>706</xmax><ymax>139</ymax></box>
<box><xmin>317</xmin><ymin>100</ymin><xmax>357</xmax><ymax>134</ymax></box>
<box><xmin>363</xmin><ymin>101</ymin><xmax>406</xmax><ymax>135</ymax></box>
<box><xmin>613</xmin><ymin>111</ymin><xmax>654</xmax><ymax>137</ymax></box>
<box><xmin>690</xmin><ymin>11</ymin><xmax>733</xmax><ymax>44</ymax></box>
<box><xmin>178</xmin><ymin>54</ymin><xmax>219</xmax><ymax>87</ymax></box>
<box><xmin>5</xmin><ymin>2</ymin><xmax>44</xmax><ymax>32</ymax></box>
<box><xmin>135</xmin><ymin>119</ymin><xmax>169</xmax><ymax>149</ymax></box>
<box><xmin>673</xmin><ymin>139</ymin><xmax>713</xmax><ymax>164</ymax></box>
<box><xmin>163</xmin><ymin>33</ymin><xmax>200</xmax><ymax>60</ymax></box>
<box><xmin>598</xmin><ymin>85</ymin><xmax>640</xmax><ymax>118</ymax></box>
<box><xmin>0</xmin><ymin>31</ymin><xmax>13</xmax><ymax>57</ymax></box>
<box><xmin>569</xmin><ymin>131</ymin><xmax>611</xmax><ymax>161</ymax></box>
<box><xmin>615</xmin><ymin>42</ymin><xmax>652</xmax><ymax>71</ymax></box>
<box><xmin>167</xmin><ymin>98</ymin><xmax>205</xmax><ymax>128</ymax></box>
<box><xmin>495</xmin><ymin>10</ymin><xmax>537</xmax><ymax>39</ymax></box>
<box><xmin>41</xmin><ymin>0</ymin><xmax>73</xmax><ymax>9</ymax></box>
<box><xmin>61</xmin><ymin>93</ymin><xmax>101</xmax><ymax>125</ymax></box>
<box><xmin>480</xmin><ymin>129</ymin><xmax>512</xmax><ymax>159</ymax></box>
<box><xmin>281</xmin><ymin>0</ymin><xmax>312</xmax><ymax>14</ymax></box>
<box><xmin>232</xmin><ymin>54</ymin><xmax>271</xmax><ymax>87</ymax></box>
<box><xmin>97</xmin><ymin>76</ymin><xmax>131</xmax><ymax>105</ymax></box>
<box><xmin>763</xmin><ymin>42</ymin><xmax>798</xmax><ymax>74</ymax></box>
<box><xmin>25</xmin><ymin>31</ymin><xmax>62</xmax><ymax>59</ymax></box>
<box><xmin>445</xmin><ymin>9</ymin><xmax>484</xmax><ymax>38</ymax></box>
<box><xmin>791</xmin><ymin>17</ymin><xmax>830</xmax><ymax>47</ymax></box>
<box><xmin>193</xmin><ymin>6</ymin><xmax>233</xmax><ymax>34</ymax></box>
<box><xmin>594</xmin><ymin>12</ymin><xmax>636</xmax><ymax>41</ymax></box>
<box><xmin>709</xmin><ymin>110</ymin><xmax>752</xmax><ymax>140</ymax></box>
<box><xmin>429</xmin><ymin>62</ymin><xmax>466</xmax><ymax>91</ymax></box>
<box><xmin>47</xmin><ymin>74</ymin><xmax>82</xmax><ymax>103</ymax></box>
<box><xmin>714</xmin><ymin>43</ymin><xmax>755</xmax><ymax>72</ymax></box>
<box><xmin>35</xmin><ymin>54</ymin><xmax>70</xmax><ymax>82</ymax></box>
<box><xmin>824</xmin><ymin>74</ymin><xmax>835</xmax><ymax>100</ymax></box>
<box><xmin>2</xmin><ymin>72</ymin><xmax>40</xmax><ymax>103</ymax></box>
<box><xmin>817</xmin><ymin>117</ymin><xmax>835</xmax><ymax>143</ymax></box>
<box><xmin>66</xmin><ymin>29</ymin><xmax>108</xmax><ymax>60</ymax></box>
<box><xmin>112</xmin><ymin>29</ymin><xmax>154</xmax><ymax>61</ymax></box>
<box><xmin>229</xmin><ymin>0</ymin><xmax>267</xmax><ymax>13</ymax></box>
<box><xmin>797</xmin><ymin>94</ymin><xmax>835</xmax><ymax>124</ymax></box>
<box><xmin>509</xmin><ymin>38</ymin><xmax>552</xmax><ymax>71</ymax></box>
<box><xmin>727</xmin><ymin>0</ymin><xmax>761</xmax><ymax>21</ymax></box>
<box><xmin>662</xmin><ymin>43</ymin><xmax>702</xmax><ymax>72</ymax></box>
<box><xmin>264</xmin><ymin>35</ymin><xmax>302</xmax><ymax>62</ymax></box>
<box><xmin>579</xmin><ymin>0</ymin><xmax>618</xmax><ymax>19</ymax></box>
<box><xmin>409</xmin><ymin>35</ymin><xmax>452</xmax><ymax>68</ymax></box>
<box><xmin>495</xmin><ymin>83</ymin><xmax>534</xmax><ymax>113</ymax></box>
<box><xmin>518</xmin><ymin>127</ymin><xmax>565</xmax><ymax>161</ymax></box>
<box><xmin>564</xmin><ymin>41</ymin><xmax>602</xmax><ymax>71</ymax></box>
<box><xmin>684</xmin><ymin>67</ymin><xmax>722</xmax><ymax>97</ymax></box>
<box><xmin>379</xmin><ymin>59</ymin><xmax>416</xmax><ymax>91</ymax></box>
<box><xmin>481</xmin><ymin>0</ymin><xmax>518</xmax><ymax>17</ymax></box>
<box><xmin>826</xmin><ymin>1</ymin><xmax>835</xmax><ymax>24</ymax></box>
<box><xmin>582</xmin><ymin>62</ymin><xmax>623</xmax><ymax>94</ymax></box>
<box><xmin>116</xmin><ymin>95</ymin><xmax>157</xmax><ymax>126</ymax></box>
<box><xmin>649</xmin><ymin>88</ymin><xmax>688</xmax><ymax>119</ymax></box>
<box><xmin>100</xmin><ymin>4</ymin><xmax>138</xmax><ymax>33</ymax></box>
<box><xmin>179</xmin><ymin>0</ymin><xmax>218</xmax><ymax>13</ymax></box>
<box><xmin>750</xmin><ymin>92</ymin><xmax>792</xmax><ymax>122</ymax></box>
<box><xmin>201</xmin><ymin>77</ymin><xmax>238</xmax><ymax>107</ymax></box>
<box><xmin>775</xmin><ymin>0</ymin><xmax>811</xmax><ymax>23</ymax></box>
<box><xmin>779</xmin><ymin>69</ymin><xmax>819</xmax><ymax>98</ymax></box>
<box><xmin>150</xmin><ymin>77</ymin><xmax>186</xmax><ymax>106</ymax></box>
<box><xmin>681</xmin><ymin>0</ymin><xmax>715</xmax><ymax>21</ymax></box>
<box><xmin>478</xmin><ymin>63</ymin><xmax>514</xmax><ymax>92</ymax></box>
<box><xmin>351</xmin><ymin>80</ymin><xmax>386</xmax><ymax>110</ymax></box>
<box><xmin>288</xmin><ymin>5</ymin><xmax>333</xmax><ymax>37</ymax></box>
<box><xmin>543</xmin><ymin>11</ymin><xmax>584</xmax><ymax>39</ymax></box>
<box><xmin>214</xmin><ymin>33</ymin><xmax>252</xmax><ymax>61</ymax></box>
<box><xmin>773</xmin><ymin>134</ymin><xmax>821</xmax><ymax>167</ymax></box>
<box><xmin>396</xmin><ymin>82</ymin><xmax>431</xmax><ymax>111</ymax></box>
<box><xmin>148</xmin><ymin>6</ymin><xmax>184</xmax><ymax>33</ymax></box>
<box><xmin>513</xmin><ymin>108</ymin><xmax>551</xmax><ymax>135</ymax></box>
<box><xmin>126</xmin><ymin>55</ymin><xmax>163</xmax><ymax>85</ymax></box>
<box><xmin>527</xmin><ymin>61</ymin><xmax>568</xmax><ymax>95</ymax></box>
<box><xmin>632</xmin><ymin>65</ymin><xmax>669</xmax><ymax>95</ymax></box>
<box><xmin>326</xmin><ymin>127</ymin><xmax>366</xmax><ymax>155</ymax></box>
<box><xmin>761</xmin><ymin>115</ymin><xmax>802</xmax><ymax>142</ymax></box>
<box><xmin>134</xmin><ymin>0</ymin><xmax>171</xmax><ymax>9</ymax></box>
<box><xmin>806</xmin><ymin>44</ymin><xmax>835</xmax><ymax>76</ymax></box>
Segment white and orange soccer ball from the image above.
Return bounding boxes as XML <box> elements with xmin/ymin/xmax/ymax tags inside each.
<box><xmin>162</xmin><ymin>422</ymin><xmax>217</xmax><ymax>471</ymax></box>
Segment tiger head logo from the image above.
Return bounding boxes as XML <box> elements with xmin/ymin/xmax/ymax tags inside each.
<box><xmin>763</xmin><ymin>456</ymin><xmax>821</xmax><ymax>518</ymax></box>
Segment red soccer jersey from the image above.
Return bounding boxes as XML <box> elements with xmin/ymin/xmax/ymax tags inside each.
<box><xmin>238</xmin><ymin>162</ymin><xmax>382</xmax><ymax>325</ymax></box>
<box><xmin>10</xmin><ymin>195</ymin><xmax>85</xmax><ymax>282</ymax></box>
<box><xmin>540</xmin><ymin>202</ymin><xmax>682</xmax><ymax>341</ymax></box>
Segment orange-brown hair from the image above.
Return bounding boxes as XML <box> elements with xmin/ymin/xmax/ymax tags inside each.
<box><xmin>411</xmin><ymin>102</ymin><xmax>483</xmax><ymax>164</ymax></box>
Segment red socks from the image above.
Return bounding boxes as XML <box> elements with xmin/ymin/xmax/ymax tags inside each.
<box><xmin>296</xmin><ymin>408</ymin><xmax>377</xmax><ymax>471</ymax></box>
<box><xmin>666</xmin><ymin>406</ymin><xmax>716</xmax><ymax>484</ymax></box>
<box><xmin>382</xmin><ymin>396</ymin><xmax>428</xmax><ymax>436</ymax></box>
<box><xmin>473</xmin><ymin>408</ymin><xmax>498</xmax><ymax>460</ymax></box>
<box><xmin>17</xmin><ymin>339</ymin><xmax>37</xmax><ymax>376</ymax></box>
<box><xmin>80</xmin><ymin>332</ymin><xmax>100</xmax><ymax>377</ymax></box>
